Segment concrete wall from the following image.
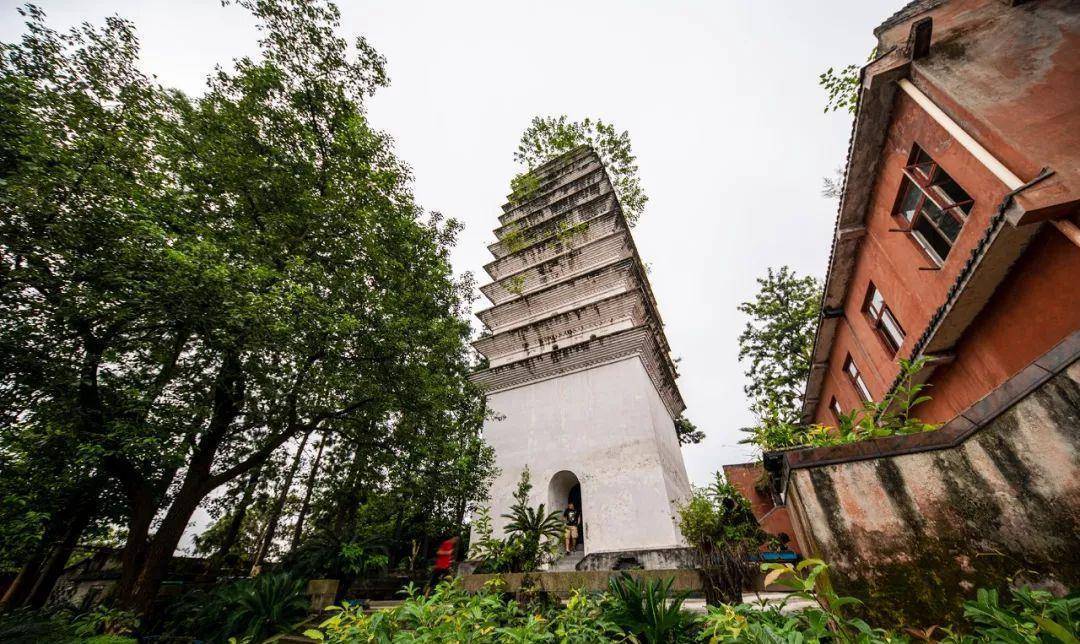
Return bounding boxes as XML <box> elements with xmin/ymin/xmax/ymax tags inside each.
<box><xmin>459</xmin><ymin>569</ymin><xmax>703</xmax><ymax>595</ymax></box>
<box><xmin>786</xmin><ymin>355</ymin><xmax>1080</xmax><ymax>626</ymax></box>
<box><xmin>479</xmin><ymin>356</ymin><xmax>691</xmax><ymax>557</ymax></box>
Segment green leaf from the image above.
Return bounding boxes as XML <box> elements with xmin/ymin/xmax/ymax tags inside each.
<box><xmin>1033</xmin><ymin>616</ymin><xmax>1080</xmax><ymax>644</ymax></box>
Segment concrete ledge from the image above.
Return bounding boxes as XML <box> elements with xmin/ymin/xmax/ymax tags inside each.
<box><xmin>577</xmin><ymin>547</ymin><xmax>697</xmax><ymax>571</ymax></box>
<box><xmin>459</xmin><ymin>569</ymin><xmax>702</xmax><ymax>595</ymax></box>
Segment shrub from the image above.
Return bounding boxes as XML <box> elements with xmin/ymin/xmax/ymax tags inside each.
<box><xmin>306</xmin><ymin>578</ymin><xmax>519</xmax><ymax>642</ymax></box>
<box><xmin>303</xmin><ymin>567</ymin><xmax>1079</xmax><ymax>644</ymax></box>
<box><xmin>73</xmin><ymin>605</ymin><xmax>139</xmax><ymax>637</ymax></box>
<box><xmin>471</xmin><ymin>468</ymin><xmax>564</xmax><ymax>574</ymax></box>
<box><xmin>677</xmin><ymin>473</ymin><xmax>766</xmax><ymax>605</ymax></box>
<box><xmin>163</xmin><ymin>572</ymin><xmax>309</xmax><ymax>643</ymax></box>
<box><xmin>219</xmin><ymin>573</ymin><xmax>309</xmax><ymax>642</ymax></box>
<box><xmin>0</xmin><ymin>608</ymin><xmax>79</xmax><ymax>642</ymax></box>
<box><xmin>958</xmin><ymin>586</ymin><xmax>1079</xmax><ymax>643</ymax></box>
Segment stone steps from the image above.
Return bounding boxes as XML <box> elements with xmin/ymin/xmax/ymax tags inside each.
<box><xmin>549</xmin><ymin>547</ymin><xmax>585</xmax><ymax>572</ymax></box>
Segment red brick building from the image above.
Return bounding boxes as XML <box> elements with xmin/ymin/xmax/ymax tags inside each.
<box><xmin>763</xmin><ymin>0</ymin><xmax>1080</xmax><ymax>625</ymax></box>
<box><xmin>802</xmin><ymin>0</ymin><xmax>1080</xmax><ymax>429</ymax></box>
<box><xmin>722</xmin><ymin>462</ymin><xmax>802</xmax><ymax>555</ymax></box>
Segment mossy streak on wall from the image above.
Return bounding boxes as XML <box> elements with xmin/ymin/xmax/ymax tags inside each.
<box><xmin>791</xmin><ymin>363</ymin><xmax>1080</xmax><ymax>627</ymax></box>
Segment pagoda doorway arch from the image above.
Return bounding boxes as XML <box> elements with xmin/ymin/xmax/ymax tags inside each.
<box><xmin>548</xmin><ymin>470</ymin><xmax>584</xmax><ymax>549</ymax></box>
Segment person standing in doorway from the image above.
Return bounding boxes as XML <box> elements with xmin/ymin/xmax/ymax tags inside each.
<box><xmin>563</xmin><ymin>502</ymin><xmax>581</xmax><ymax>554</ymax></box>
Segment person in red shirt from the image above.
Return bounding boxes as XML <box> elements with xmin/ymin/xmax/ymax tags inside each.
<box><xmin>426</xmin><ymin>535</ymin><xmax>459</xmax><ymax>594</ymax></box>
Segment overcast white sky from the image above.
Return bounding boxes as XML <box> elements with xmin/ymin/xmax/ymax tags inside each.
<box><xmin>1</xmin><ymin>1</ymin><xmax>893</xmax><ymax>488</ymax></box>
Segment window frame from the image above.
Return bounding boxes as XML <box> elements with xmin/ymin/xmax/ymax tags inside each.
<box><xmin>843</xmin><ymin>354</ymin><xmax>873</xmax><ymax>403</ymax></box>
<box><xmin>892</xmin><ymin>146</ymin><xmax>974</xmax><ymax>264</ymax></box>
<box><xmin>829</xmin><ymin>396</ymin><xmax>843</xmax><ymax>425</ymax></box>
<box><xmin>862</xmin><ymin>282</ymin><xmax>906</xmax><ymax>355</ymax></box>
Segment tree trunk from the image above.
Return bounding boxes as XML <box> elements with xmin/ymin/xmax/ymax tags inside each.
<box><xmin>251</xmin><ymin>430</ymin><xmax>311</xmax><ymax>574</ymax></box>
<box><xmin>124</xmin><ymin>469</ymin><xmax>213</xmax><ymax>616</ymax></box>
<box><xmin>115</xmin><ymin>485</ymin><xmax>157</xmax><ymax>602</ymax></box>
<box><xmin>2</xmin><ymin>480</ymin><xmax>103</xmax><ymax>610</ymax></box>
<box><xmin>0</xmin><ymin>541</ymin><xmax>49</xmax><ymax>609</ymax></box>
<box><xmin>120</xmin><ymin>352</ymin><xmax>245</xmax><ymax>616</ymax></box>
<box><xmin>212</xmin><ymin>466</ymin><xmax>262</xmax><ymax>567</ymax></box>
<box><xmin>290</xmin><ymin>431</ymin><xmax>327</xmax><ymax>552</ymax></box>
<box><xmin>26</xmin><ymin>499</ymin><xmax>95</xmax><ymax>608</ymax></box>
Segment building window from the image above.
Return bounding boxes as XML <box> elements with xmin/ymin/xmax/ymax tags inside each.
<box><xmin>863</xmin><ymin>282</ymin><xmax>906</xmax><ymax>354</ymax></box>
<box><xmin>844</xmin><ymin>355</ymin><xmax>872</xmax><ymax>402</ymax></box>
<box><xmin>830</xmin><ymin>397</ymin><xmax>843</xmax><ymax>424</ymax></box>
<box><xmin>893</xmin><ymin>146</ymin><xmax>973</xmax><ymax>264</ymax></box>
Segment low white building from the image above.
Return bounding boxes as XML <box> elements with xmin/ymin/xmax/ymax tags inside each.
<box><xmin>470</xmin><ymin>146</ymin><xmax>692</xmax><ymax>567</ymax></box>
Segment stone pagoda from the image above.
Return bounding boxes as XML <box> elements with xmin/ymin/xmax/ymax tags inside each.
<box><xmin>470</xmin><ymin>145</ymin><xmax>691</xmax><ymax>568</ymax></box>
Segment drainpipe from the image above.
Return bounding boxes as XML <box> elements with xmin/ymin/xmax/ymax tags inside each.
<box><xmin>1051</xmin><ymin>219</ymin><xmax>1080</xmax><ymax>249</ymax></box>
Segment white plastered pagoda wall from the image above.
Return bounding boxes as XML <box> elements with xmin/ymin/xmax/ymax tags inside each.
<box><xmin>470</xmin><ymin>146</ymin><xmax>691</xmax><ymax>560</ymax></box>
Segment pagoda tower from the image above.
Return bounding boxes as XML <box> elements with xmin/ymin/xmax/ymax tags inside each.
<box><xmin>470</xmin><ymin>146</ymin><xmax>691</xmax><ymax>565</ymax></box>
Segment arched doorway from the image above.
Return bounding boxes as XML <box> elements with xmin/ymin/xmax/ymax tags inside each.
<box><xmin>548</xmin><ymin>470</ymin><xmax>584</xmax><ymax>549</ymax></box>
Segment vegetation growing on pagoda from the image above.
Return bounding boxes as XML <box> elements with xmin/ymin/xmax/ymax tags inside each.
<box><xmin>501</xmin><ymin>222</ymin><xmax>529</xmax><ymax>254</ymax></box>
<box><xmin>503</xmin><ymin>274</ymin><xmax>527</xmax><ymax>296</ymax></box>
<box><xmin>514</xmin><ymin>115</ymin><xmax>648</xmax><ymax>225</ymax></box>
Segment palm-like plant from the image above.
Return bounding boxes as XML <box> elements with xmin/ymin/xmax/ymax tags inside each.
<box><xmin>217</xmin><ymin>573</ymin><xmax>309</xmax><ymax>643</ymax></box>
<box><xmin>501</xmin><ymin>502</ymin><xmax>564</xmax><ymax>572</ymax></box>
<box><xmin>605</xmin><ymin>573</ymin><xmax>697</xmax><ymax>642</ymax></box>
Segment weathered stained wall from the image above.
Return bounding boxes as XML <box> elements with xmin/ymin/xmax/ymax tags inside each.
<box><xmin>788</xmin><ymin>358</ymin><xmax>1080</xmax><ymax>626</ymax></box>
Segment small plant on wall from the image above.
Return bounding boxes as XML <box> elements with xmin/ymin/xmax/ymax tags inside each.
<box><xmin>501</xmin><ymin>223</ymin><xmax>528</xmax><ymax>254</ymax></box>
<box><xmin>555</xmin><ymin>218</ymin><xmax>589</xmax><ymax>244</ymax></box>
<box><xmin>742</xmin><ymin>357</ymin><xmax>940</xmax><ymax>451</ymax></box>
<box><xmin>509</xmin><ymin>170</ymin><xmax>541</xmax><ymax>205</ymax></box>
<box><xmin>503</xmin><ymin>274</ymin><xmax>526</xmax><ymax>296</ymax></box>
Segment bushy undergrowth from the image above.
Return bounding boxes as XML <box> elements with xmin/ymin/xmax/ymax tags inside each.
<box><xmin>469</xmin><ymin>468</ymin><xmax>564</xmax><ymax>574</ymax></box>
<box><xmin>304</xmin><ymin>561</ymin><xmax>1079</xmax><ymax>643</ymax></box>
<box><xmin>161</xmin><ymin>572</ymin><xmax>308</xmax><ymax>643</ymax></box>
<box><xmin>0</xmin><ymin>605</ymin><xmax>138</xmax><ymax>643</ymax></box>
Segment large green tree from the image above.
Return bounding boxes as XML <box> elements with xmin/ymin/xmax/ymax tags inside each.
<box><xmin>1</xmin><ymin>0</ymin><xmax>493</xmax><ymax>616</ymax></box>
<box><xmin>737</xmin><ymin>267</ymin><xmax>822</xmax><ymax>426</ymax></box>
<box><xmin>0</xmin><ymin>4</ymin><xmax>195</xmax><ymax>608</ymax></box>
